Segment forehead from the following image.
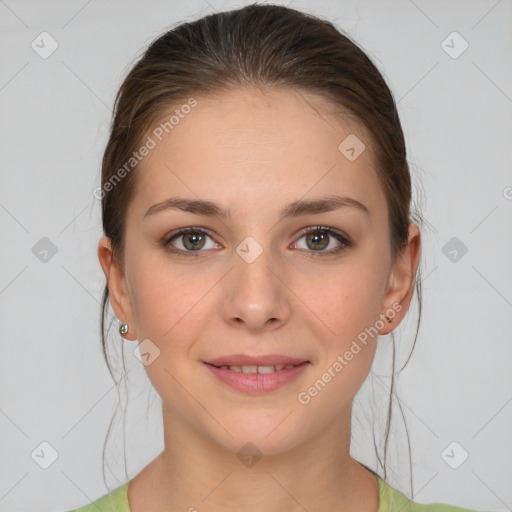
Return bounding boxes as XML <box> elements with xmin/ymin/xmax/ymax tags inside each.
<box><xmin>129</xmin><ymin>86</ymin><xmax>385</xmax><ymax>221</ymax></box>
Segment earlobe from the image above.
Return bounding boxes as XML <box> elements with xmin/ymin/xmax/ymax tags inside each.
<box><xmin>97</xmin><ymin>236</ymin><xmax>138</xmax><ymax>341</ymax></box>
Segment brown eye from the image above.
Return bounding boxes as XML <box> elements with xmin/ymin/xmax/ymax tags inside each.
<box><xmin>294</xmin><ymin>226</ymin><xmax>351</xmax><ymax>257</ymax></box>
<box><xmin>164</xmin><ymin>228</ymin><xmax>218</xmax><ymax>255</ymax></box>
<box><xmin>304</xmin><ymin>230</ymin><xmax>329</xmax><ymax>251</ymax></box>
<box><xmin>181</xmin><ymin>231</ymin><xmax>206</xmax><ymax>251</ymax></box>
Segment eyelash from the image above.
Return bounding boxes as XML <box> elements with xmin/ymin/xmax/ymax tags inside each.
<box><xmin>163</xmin><ymin>226</ymin><xmax>352</xmax><ymax>258</ymax></box>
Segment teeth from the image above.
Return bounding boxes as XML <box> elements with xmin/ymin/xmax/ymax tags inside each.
<box><xmin>256</xmin><ymin>365</ymin><xmax>275</xmax><ymax>374</ymax></box>
<box><xmin>216</xmin><ymin>364</ymin><xmax>300</xmax><ymax>373</ymax></box>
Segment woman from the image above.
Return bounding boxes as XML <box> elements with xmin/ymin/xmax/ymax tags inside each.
<box><xmin>69</xmin><ymin>4</ymin><xmax>481</xmax><ymax>511</ymax></box>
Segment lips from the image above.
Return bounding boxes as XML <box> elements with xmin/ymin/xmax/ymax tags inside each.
<box><xmin>204</xmin><ymin>353</ymin><xmax>309</xmax><ymax>367</ymax></box>
<box><xmin>203</xmin><ymin>358</ymin><xmax>310</xmax><ymax>393</ymax></box>
<box><xmin>202</xmin><ymin>353</ymin><xmax>311</xmax><ymax>393</ymax></box>
<box><xmin>210</xmin><ymin>363</ymin><xmax>299</xmax><ymax>374</ymax></box>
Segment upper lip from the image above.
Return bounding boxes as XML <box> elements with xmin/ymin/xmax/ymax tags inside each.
<box><xmin>204</xmin><ymin>354</ymin><xmax>309</xmax><ymax>367</ymax></box>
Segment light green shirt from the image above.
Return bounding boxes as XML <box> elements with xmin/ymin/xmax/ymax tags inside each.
<box><xmin>67</xmin><ymin>466</ymin><xmax>481</xmax><ymax>512</ymax></box>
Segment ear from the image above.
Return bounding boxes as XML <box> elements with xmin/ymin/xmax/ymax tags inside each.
<box><xmin>379</xmin><ymin>223</ymin><xmax>421</xmax><ymax>335</ymax></box>
<box><xmin>97</xmin><ymin>235</ymin><xmax>138</xmax><ymax>341</ymax></box>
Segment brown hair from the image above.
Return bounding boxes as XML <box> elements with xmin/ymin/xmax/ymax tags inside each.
<box><xmin>99</xmin><ymin>2</ymin><xmax>423</xmax><ymax>494</ymax></box>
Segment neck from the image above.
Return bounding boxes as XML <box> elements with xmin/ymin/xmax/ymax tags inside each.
<box><xmin>129</xmin><ymin>402</ymin><xmax>379</xmax><ymax>512</ymax></box>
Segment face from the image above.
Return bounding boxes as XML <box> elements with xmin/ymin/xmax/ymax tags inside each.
<box><xmin>99</xmin><ymin>87</ymin><xmax>419</xmax><ymax>456</ymax></box>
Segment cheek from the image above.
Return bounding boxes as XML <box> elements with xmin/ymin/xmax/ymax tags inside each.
<box><xmin>130</xmin><ymin>250</ymin><xmax>198</xmax><ymax>334</ymax></box>
<box><xmin>126</xmin><ymin>261</ymin><xmax>206</xmax><ymax>403</ymax></box>
<box><xmin>127</xmin><ymin>253</ymin><xmax>216</xmax><ymax>350</ymax></box>
<box><xmin>295</xmin><ymin>259</ymin><xmax>386</xmax><ymax>344</ymax></box>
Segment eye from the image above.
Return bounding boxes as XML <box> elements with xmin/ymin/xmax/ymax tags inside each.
<box><xmin>293</xmin><ymin>226</ymin><xmax>351</xmax><ymax>257</ymax></box>
<box><xmin>164</xmin><ymin>227</ymin><xmax>219</xmax><ymax>256</ymax></box>
<box><xmin>163</xmin><ymin>225</ymin><xmax>352</xmax><ymax>258</ymax></box>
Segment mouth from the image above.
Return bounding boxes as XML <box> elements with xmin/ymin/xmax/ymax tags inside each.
<box><xmin>204</xmin><ymin>353</ymin><xmax>309</xmax><ymax>367</ymax></box>
<box><xmin>202</xmin><ymin>355</ymin><xmax>311</xmax><ymax>393</ymax></box>
<box><xmin>205</xmin><ymin>362</ymin><xmax>309</xmax><ymax>373</ymax></box>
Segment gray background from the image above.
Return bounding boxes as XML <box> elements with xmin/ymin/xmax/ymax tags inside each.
<box><xmin>0</xmin><ymin>0</ymin><xmax>511</xmax><ymax>511</ymax></box>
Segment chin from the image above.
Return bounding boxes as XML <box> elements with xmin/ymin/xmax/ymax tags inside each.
<box><xmin>206</xmin><ymin>410</ymin><xmax>308</xmax><ymax>458</ymax></box>
<box><xmin>217</xmin><ymin>432</ymin><xmax>303</xmax><ymax>460</ymax></box>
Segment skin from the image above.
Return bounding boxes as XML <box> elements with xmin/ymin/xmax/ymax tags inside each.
<box><xmin>98</xmin><ymin>86</ymin><xmax>421</xmax><ymax>512</ymax></box>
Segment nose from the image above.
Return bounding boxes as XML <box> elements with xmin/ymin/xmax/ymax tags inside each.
<box><xmin>220</xmin><ymin>246</ymin><xmax>291</xmax><ymax>333</ymax></box>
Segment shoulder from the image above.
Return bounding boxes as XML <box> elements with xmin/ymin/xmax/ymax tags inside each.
<box><xmin>374</xmin><ymin>473</ymin><xmax>482</xmax><ymax>512</ymax></box>
<box><xmin>66</xmin><ymin>480</ymin><xmax>131</xmax><ymax>512</ymax></box>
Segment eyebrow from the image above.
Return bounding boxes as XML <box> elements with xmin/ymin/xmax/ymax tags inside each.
<box><xmin>143</xmin><ymin>194</ymin><xmax>369</xmax><ymax>221</ymax></box>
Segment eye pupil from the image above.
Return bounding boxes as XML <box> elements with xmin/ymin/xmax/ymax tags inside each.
<box><xmin>183</xmin><ymin>232</ymin><xmax>205</xmax><ymax>250</ymax></box>
<box><xmin>306</xmin><ymin>231</ymin><xmax>328</xmax><ymax>250</ymax></box>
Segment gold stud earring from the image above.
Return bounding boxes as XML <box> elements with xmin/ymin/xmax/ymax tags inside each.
<box><xmin>119</xmin><ymin>323</ymin><xmax>129</xmax><ymax>335</ymax></box>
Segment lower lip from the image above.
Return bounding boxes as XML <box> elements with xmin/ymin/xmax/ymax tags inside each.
<box><xmin>203</xmin><ymin>362</ymin><xmax>310</xmax><ymax>393</ymax></box>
